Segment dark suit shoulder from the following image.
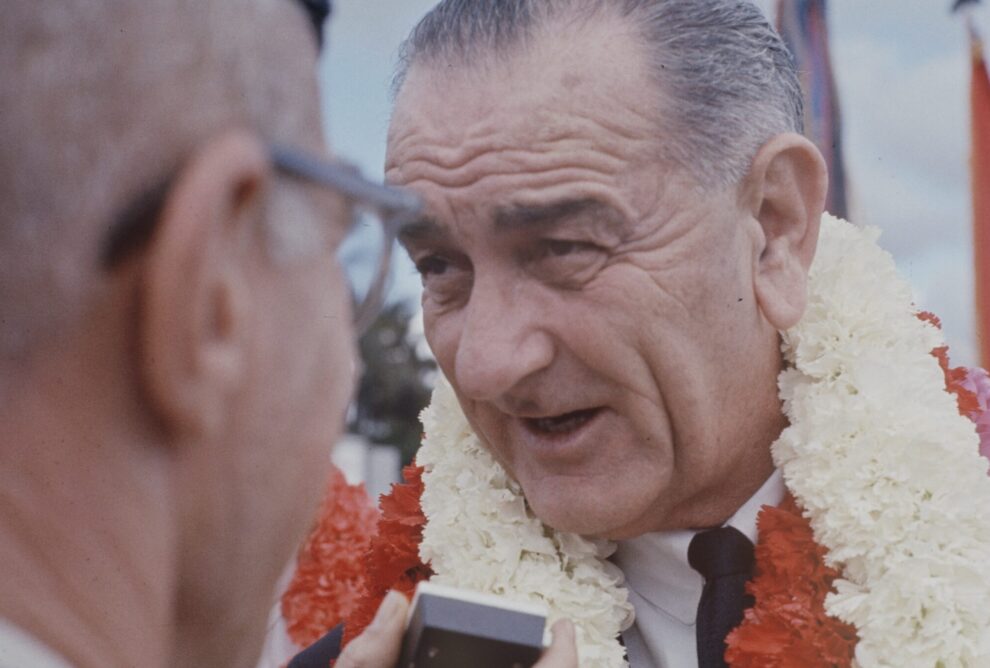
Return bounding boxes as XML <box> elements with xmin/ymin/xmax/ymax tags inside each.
<box><xmin>287</xmin><ymin>624</ymin><xmax>344</xmax><ymax>668</ymax></box>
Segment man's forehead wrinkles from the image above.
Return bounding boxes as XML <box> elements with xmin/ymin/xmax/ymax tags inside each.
<box><xmin>387</xmin><ymin>110</ymin><xmax>500</xmax><ymax>163</ymax></box>
<box><xmin>393</xmin><ymin>128</ymin><xmax>631</xmax><ymax>170</ymax></box>
<box><xmin>389</xmin><ymin>115</ymin><xmax>636</xmax><ymax>182</ymax></box>
<box><xmin>466</xmin><ymin>105</ymin><xmax>652</xmax><ymax>149</ymax></box>
<box><xmin>388</xmin><ymin>101</ymin><xmax>653</xmax><ymax>169</ymax></box>
<box><xmin>551</xmin><ymin>110</ymin><xmax>656</xmax><ymax>147</ymax></box>
<box><xmin>396</xmin><ymin>158</ymin><xmax>623</xmax><ymax>193</ymax></box>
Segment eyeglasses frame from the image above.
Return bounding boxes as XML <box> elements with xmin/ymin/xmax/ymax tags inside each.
<box><xmin>101</xmin><ymin>143</ymin><xmax>423</xmax><ymax>335</ymax></box>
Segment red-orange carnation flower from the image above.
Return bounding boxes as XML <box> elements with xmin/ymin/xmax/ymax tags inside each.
<box><xmin>341</xmin><ymin>464</ymin><xmax>432</xmax><ymax>648</ymax></box>
<box><xmin>919</xmin><ymin>312</ymin><xmax>980</xmax><ymax>416</ymax></box>
<box><xmin>725</xmin><ymin>495</ymin><xmax>857</xmax><ymax>667</ymax></box>
<box><xmin>281</xmin><ymin>467</ymin><xmax>379</xmax><ymax>648</ymax></box>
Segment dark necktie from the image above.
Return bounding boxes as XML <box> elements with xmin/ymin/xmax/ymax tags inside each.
<box><xmin>687</xmin><ymin>526</ymin><xmax>755</xmax><ymax>668</ymax></box>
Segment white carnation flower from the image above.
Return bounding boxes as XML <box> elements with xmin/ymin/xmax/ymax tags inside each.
<box><xmin>417</xmin><ymin>377</ymin><xmax>634</xmax><ymax>667</ymax></box>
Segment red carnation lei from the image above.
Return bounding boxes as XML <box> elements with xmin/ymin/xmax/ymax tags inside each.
<box><xmin>341</xmin><ymin>464</ymin><xmax>432</xmax><ymax>647</ymax></box>
<box><xmin>281</xmin><ymin>464</ymin><xmax>431</xmax><ymax>651</ymax></box>
<box><xmin>725</xmin><ymin>313</ymin><xmax>985</xmax><ymax>667</ymax></box>
<box><xmin>725</xmin><ymin>494</ymin><xmax>858</xmax><ymax>667</ymax></box>
<box><xmin>281</xmin><ymin>467</ymin><xmax>379</xmax><ymax>648</ymax></box>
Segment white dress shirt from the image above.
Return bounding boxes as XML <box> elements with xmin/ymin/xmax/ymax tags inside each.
<box><xmin>0</xmin><ymin>620</ymin><xmax>71</xmax><ymax>668</ymax></box>
<box><xmin>612</xmin><ymin>470</ymin><xmax>785</xmax><ymax>668</ymax></box>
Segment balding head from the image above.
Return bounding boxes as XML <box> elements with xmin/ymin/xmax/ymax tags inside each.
<box><xmin>0</xmin><ymin>0</ymin><xmax>322</xmax><ymax>366</ymax></box>
<box><xmin>0</xmin><ymin>4</ymin><xmax>360</xmax><ymax>666</ymax></box>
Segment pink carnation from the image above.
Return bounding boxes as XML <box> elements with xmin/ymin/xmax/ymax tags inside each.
<box><xmin>960</xmin><ymin>366</ymin><xmax>990</xmax><ymax>462</ymax></box>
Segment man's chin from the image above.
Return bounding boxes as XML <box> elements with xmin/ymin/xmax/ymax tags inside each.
<box><xmin>525</xmin><ymin>491</ymin><xmax>651</xmax><ymax>540</ymax></box>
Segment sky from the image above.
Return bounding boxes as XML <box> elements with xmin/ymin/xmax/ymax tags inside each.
<box><xmin>318</xmin><ymin>0</ymin><xmax>990</xmax><ymax>367</ymax></box>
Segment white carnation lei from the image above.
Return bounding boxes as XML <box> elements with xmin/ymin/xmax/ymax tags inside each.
<box><xmin>415</xmin><ymin>214</ymin><xmax>990</xmax><ymax>667</ymax></box>
<box><xmin>418</xmin><ymin>374</ymin><xmax>635</xmax><ymax>666</ymax></box>
<box><xmin>775</xmin><ymin>215</ymin><xmax>990</xmax><ymax>666</ymax></box>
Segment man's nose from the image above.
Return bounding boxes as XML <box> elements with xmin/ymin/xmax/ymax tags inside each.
<box><xmin>453</xmin><ymin>280</ymin><xmax>554</xmax><ymax>402</ymax></box>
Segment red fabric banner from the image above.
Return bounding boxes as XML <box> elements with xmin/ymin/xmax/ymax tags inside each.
<box><xmin>971</xmin><ymin>34</ymin><xmax>990</xmax><ymax>368</ymax></box>
<box><xmin>777</xmin><ymin>0</ymin><xmax>849</xmax><ymax>220</ymax></box>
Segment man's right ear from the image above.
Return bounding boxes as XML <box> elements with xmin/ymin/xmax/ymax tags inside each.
<box><xmin>138</xmin><ymin>130</ymin><xmax>271</xmax><ymax>440</ymax></box>
<box><xmin>741</xmin><ymin>132</ymin><xmax>827</xmax><ymax>331</ymax></box>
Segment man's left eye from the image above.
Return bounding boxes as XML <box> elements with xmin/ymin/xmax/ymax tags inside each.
<box><xmin>528</xmin><ymin>239</ymin><xmax>607</xmax><ymax>287</ymax></box>
<box><xmin>539</xmin><ymin>239</ymin><xmax>599</xmax><ymax>258</ymax></box>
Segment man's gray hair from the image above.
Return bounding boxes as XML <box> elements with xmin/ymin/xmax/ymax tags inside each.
<box><xmin>394</xmin><ymin>0</ymin><xmax>803</xmax><ymax>187</ymax></box>
<box><xmin>0</xmin><ymin>0</ymin><xmax>321</xmax><ymax>365</ymax></box>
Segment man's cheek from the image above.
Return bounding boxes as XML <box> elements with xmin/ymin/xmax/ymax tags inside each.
<box><xmin>463</xmin><ymin>409</ymin><xmax>510</xmax><ymax>461</ymax></box>
<box><xmin>425</xmin><ymin>317</ymin><xmax>461</xmax><ymax>378</ymax></box>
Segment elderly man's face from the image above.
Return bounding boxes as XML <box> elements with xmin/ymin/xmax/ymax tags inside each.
<box><xmin>387</xmin><ymin>23</ymin><xmax>782</xmax><ymax>538</ymax></box>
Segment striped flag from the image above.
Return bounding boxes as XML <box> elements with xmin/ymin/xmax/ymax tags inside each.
<box><xmin>968</xmin><ymin>21</ymin><xmax>990</xmax><ymax>368</ymax></box>
<box><xmin>776</xmin><ymin>0</ymin><xmax>849</xmax><ymax>219</ymax></box>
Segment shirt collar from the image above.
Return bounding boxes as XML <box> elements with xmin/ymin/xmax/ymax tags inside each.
<box><xmin>0</xmin><ymin>619</ymin><xmax>71</xmax><ymax>668</ymax></box>
<box><xmin>611</xmin><ymin>469</ymin><xmax>785</xmax><ymax>625</ymax></box>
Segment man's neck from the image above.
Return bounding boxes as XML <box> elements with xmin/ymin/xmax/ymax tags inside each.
<box><xmin>0</xmin><ymin>347</ymin><xmax>176</xmax><ymax>667</ymax></box>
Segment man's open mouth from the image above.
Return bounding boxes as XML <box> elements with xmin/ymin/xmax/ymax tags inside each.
<box><xmin>523</xmin><ymin>408</ymin><xmax>602</xmax><ymax>435</ymax></box>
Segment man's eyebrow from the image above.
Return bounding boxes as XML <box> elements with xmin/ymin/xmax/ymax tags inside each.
<box><xmin>398</xmin><ymin>217</ymin><xmax>447</xmax><ymax>244</ymax></box>
<box><xmin>493</xmin><ymin>198</ymin><xmax>627</xmax><ymax>233</ymax></box>
<box><xmin>396</xmin><ymin>198</ymin><xmax>629</xmax><ymax>246</ymax></box>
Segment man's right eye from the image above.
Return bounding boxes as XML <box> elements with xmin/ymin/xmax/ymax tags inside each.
<box><xmin>413</xmin><ymin>254</ymin><xmax>472</xmax><ymax>306</ymax></box>
<box><xmin>415</xmin><ymin>255</ymin><xmax>450</xmax><ymax>277</ymax></box>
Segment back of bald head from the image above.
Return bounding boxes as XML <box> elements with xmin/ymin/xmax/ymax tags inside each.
<box><xmin>0</xmin><ymin>0</ymin><xmax>322</xmax><ymax>370</ymax></box>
